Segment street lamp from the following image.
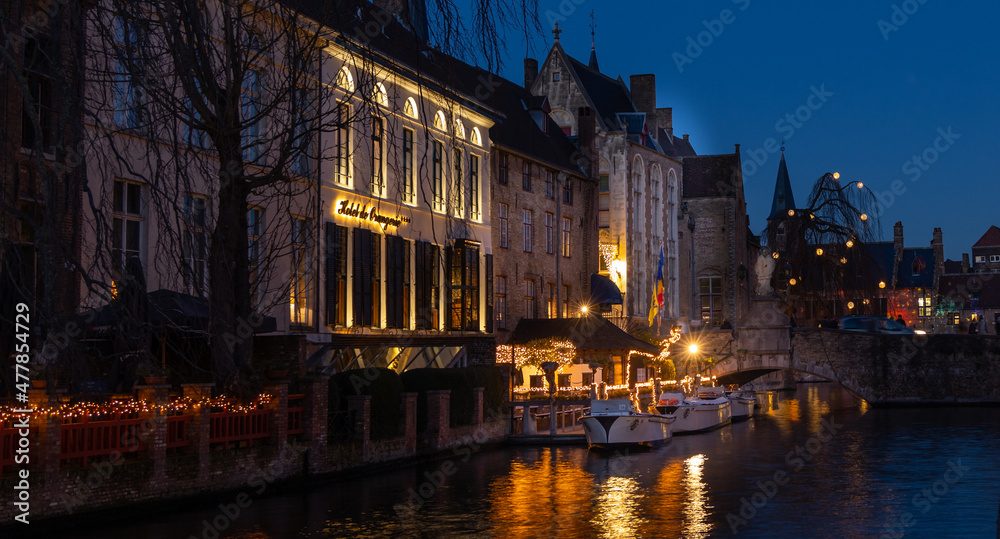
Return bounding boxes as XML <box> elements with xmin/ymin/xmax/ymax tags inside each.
<box><xmin>541</xmin><ymin>361</ymin><xmax>558</xmax><ymax>436</ymax></box>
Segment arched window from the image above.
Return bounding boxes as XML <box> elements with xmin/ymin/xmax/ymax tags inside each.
<box><xmin>373</xmin><ymin>82</ymin><xmax>388</xmax><ymax>106</ymax></box>
<box><xmin>471</xmin><ymin>127</ymin><xmax>482</xmax><ymax>146</ymax></box>
<box><xmin>632</xmin><ymin>155</ymin><xmax>645</xmax><ymax>235</ymax></box>
<box><xmin>550</xmin><ymin>109</ymin><xmax>573</xmax><ymax>135</ymax></box>
<box><xmin>651</xmin><ymin>165</ymin><xmax>662</xmax><ymax>241</ymax></box>
<box><xmin>434</xmin><ymin>110</ymin><xmax>446</xmax><ymax>130</ymax></box>
<box><xmin>454</xmin><ymin>119</ymin><xmax>466</xmax><ymax>140</ymax></box>
<box><xmin>335</xmin><ymin>66</ymin><xmax>354</xmax><ymax>92</ymax></box>
<box><xmin>598</xmin><ymin>157</ymin><xmax>611</xmax><ymax>229</ymax></box>
<box><xmin>403</xmin><ymin>97</ymin><xmax>418</xmax><ymax>119</ymax></box>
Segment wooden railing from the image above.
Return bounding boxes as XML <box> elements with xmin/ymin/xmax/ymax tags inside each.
<box><xmin>166</xmin><ymin>414</ymin><xmax>193</xmax><ymax>450</ymax></box>
<box><xmin>209</xmin><ymin>409</ymin><xmax>270</xmax><ymax>450</ymax></box>
<box><xmin>61</xmin><ymin>412</ymin><xmax>145</xmax><ymax>466</ymax></box>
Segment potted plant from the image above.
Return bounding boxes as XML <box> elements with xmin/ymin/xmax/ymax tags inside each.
<box><xmin>264</xmin><ymin>362</ymin><xmax>289</xmax><ymax>380</ymax></box>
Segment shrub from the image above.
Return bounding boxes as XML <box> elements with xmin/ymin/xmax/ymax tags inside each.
<box><xmin>329</xmin><ymin>368</ymin><xmax>403</xmax><ymax>440</ymax></box>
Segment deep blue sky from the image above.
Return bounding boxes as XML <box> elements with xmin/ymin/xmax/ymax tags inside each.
<box><xmin>459</xmin><ymin>0</ymin><xmax>1000</xmax><ymax>260</ymax></box>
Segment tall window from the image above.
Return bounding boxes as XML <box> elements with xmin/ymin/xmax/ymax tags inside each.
<box><xmin>334</xmin><ymin>102</ymin><xmax>350</xmax><ymax>185</ymax></box>
<box><xmin>562</xmin><ymin>217</ymin><xmax>571</xmax><ymax>258</ymax></box>
<box><xmin>699</xmin><ymin>276</ymin><xmax>722</xmax><ymax>327</ymax></box>
<box><xmin>522</xmin><ymin>210</ymin><xmax>533</xmax><ymax>252</ymax></box>
<box><xmin>498</xmin><ymin>203</ymin><xmax>509</xmax><ymax>248</ymax></box>
<box><xmin>545</xmin><ymin>170</ymin><xmax>555</xmax><ymax>199</ymax></box>
<box><xmin>452</xmin><ymin>148</ymin><xmax>464</xmax><ymax>217</ymax></box>
<box><xmin>371</xmin><ymin>116</ymin><xmax>384</xmax><ymax>195</ymax></box>
<box><xmin>562</xmin><ymin>285</ymin><xmax>571</xmax><ymax>318</ymax></box>
<box><xmin>113</xmin><ymin>18</ymin><xmax>144</xmax><ymax>128</ymax></box>
<box><xmin>184</xmin><ymin>79</ymin><xmax>207</xmax><ymax>148</ymax></box>
<box><xmin>386</xmin><ymin>235</ymin><xmax>411</xmax><ymax>329</ymax></box>
<box><xmin>522</xmin><ymin>161</ymin><xmax>532</xmax><ymax>191</ymax></box>
<box><xmin>545</xmin><ymin>213</ymin><xmax>554</xmax><ymax>254</ymax></box>
<box><xmin>547</xmin><ymin>282</ymin><xmax>556</xmax><ymax>318</ymax></box>
<box><xmin>22</xmin><ymin>36</ymin><xmax>53</xmax><ymax>150</ymax></box>
<box><xmin>524</xmin><ymin>279</ymin><xmax>536</xmax><ymax>318</ymax></box>
<box><xmin>291</xmin><ymin>86</ymin><xmax>315</xmax><ymax>176</ymax></box>
<box><xmin>415</xmin><ymin>241</ymin><xmax>440</xmax><ymax>330</ymax></box>
<box><xmin>432</xmin><ymin>141</ymin><xmax>445</xmax><ymax>212</ymax></box>
<box><xmin>498</xmin><ymin>153</ymin><xmax>509</xmax><ymax>185</ymax></box>
<box><xmin>495</xmin><ymin>276</ymin><xmax>507</xmax><ymax>330</ymax></box>
<box><xmin>633</xmin><ymin>192</ymin><xmax>643</xmax><ymax>233</ymax></box>
<box><xmin>241</xmin><ymin>69</ymin><xmax>263</xmax><ymax>161</ymax></box>
<box><xmin>112</xmin><ymin>180</ymin><xmax>142</xmax><ymax>282</ymax></box>
<box><xmin>352</xmin><ymin>227</ymin><xmax>381</xmax><ymax>327</ymax></box>
<box><xmin>402</xmin><ymin>128</ymin><xmax>415</xmax><ymax>203</ymax></box>
<box><xmin>448</xmin><ymin>240</ymin><xmax>480</xmax><ymax>331</ymax></box>
<box><xmin>598</xmin><ymin>174</ymin><xmax>610</xmax><ymax>229</ymax></box>
<box><xmin>290</xmin><ymin>217</ymin><xmax>313</xmax><ymax>326</ymax></box>
<box><xmin>469</xmin><ymin>154</ymin><xmax>480</xmax><ymax>220</ymax></box>
<box><xmin>248</xmin><ymin>207</ymin><xmax>264</xmax><ymax>307</ymax></box>
<box><xmin>325</xmin><ymin>222</ymin><xmax>348</xmax><ymax>327</ymax></box>
<box><xmin>917</xmin><ymin>293</ymin><xmax>932</xmax><ymax>318</ymax></box>
<box><xmin>562</xmin><ymin>176</ymin><xmax>573</xmax><ymax>205</ymax></box>
<box><xmin>651</xmin><ymin>169</ymin><xmax>661</xmax><ymax>239</ymax></box>
<box><xmin>182</xmin><ymin>195</ymin><xmax>208</xmax><ymax>295</ymax></box>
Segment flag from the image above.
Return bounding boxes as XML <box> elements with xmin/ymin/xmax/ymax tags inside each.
<box><xmin>648</xmin><ymin>247</ymin><xmax>665</xmax><ymax>325</ymax></box>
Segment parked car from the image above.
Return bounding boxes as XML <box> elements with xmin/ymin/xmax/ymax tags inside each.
<box><xmin>838</xmin><ymin>316</ymin><xmax>916</xmax><ymax>334</ymax></box>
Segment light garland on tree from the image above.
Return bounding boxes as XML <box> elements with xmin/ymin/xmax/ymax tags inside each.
<box><xmin>0</xmin><ymin>394</ymin><xmax>274</xmax><ymax>424</ymax></box>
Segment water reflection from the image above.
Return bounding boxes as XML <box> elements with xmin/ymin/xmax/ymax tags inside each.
<box><xmin>591</xmin><ymin>475</ymin><xmax>643</xmax><ymax>538</ymax></box>
<box><xmin>682</xmin><ymin>454</ymin><xmax>711</xmax><ymax>538</ymax></box>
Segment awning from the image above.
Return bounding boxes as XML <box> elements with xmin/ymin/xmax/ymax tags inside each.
<box><xmin>590</xmin><ymin>273</ymin><xmax>623</xmax><ymax>305</ymax></box>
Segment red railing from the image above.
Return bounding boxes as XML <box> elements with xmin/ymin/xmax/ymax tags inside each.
<box><xmin>2</xmin><ymin>420</ymin><xmax>35</xmax><ymax>473</ymax></box>
<box><xmin>61</xmin><ymin>412</ymin><xmax>144</xmax><ymax>466</ymax></box>
<box><xmin>209</xmin><ymin>409</ymin><xmax>270</xmax><ymax>449</ymax></box>
<box><xmin>287</xmin><ymin>394</ymin><xmax>305</xmax><ymax>437</ymax></box>
<box><xmin>166</xmin><ymin>414</ymin><xmax>193</xmax><ymax>449</ymax></box>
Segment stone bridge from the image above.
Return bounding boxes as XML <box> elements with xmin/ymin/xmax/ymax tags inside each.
<box><xmin>678</xmin><ymin>299</ymin><xmax>1000</xmax><ymax>405</ymax></box>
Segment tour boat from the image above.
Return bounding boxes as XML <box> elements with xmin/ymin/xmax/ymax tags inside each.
<box><xmin>656</xmin><ymin>386</ymin><xmax>732</xmax><ymax>434</ymax></box>
<box><xmin>580</xmin><ymin>398</ymin><xmax>676</xmax><ymax>450</ymax></box>
<box><xmin>726</xmin><ymin>390</ymin><xmax>757</xmax><ymax>421</ymax></box>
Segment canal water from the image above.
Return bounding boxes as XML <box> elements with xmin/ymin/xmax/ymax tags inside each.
<box><xmin>68</xmin><ymin>384</ymin><xmax>999</xmax><ymax>538</ymax></box>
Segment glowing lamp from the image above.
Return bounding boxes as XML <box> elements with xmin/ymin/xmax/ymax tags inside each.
<box><xmin>846</xmin><ymin>240</ymin><xmax>854</xmax><ymax>248</ymax></box>
<box><xmin>772</xmin><ymin>252</ymin><xmax>780</xmax><ymax>259</ymax></box>
<box><xmin>860</xmin><ymin>213</ymin><xmax>868</xmax><ymax>221</ymax></box>
<box><xmin>833</xmin><ymin>172</ymin><xmax>840</xmax><ymax>179</ymax></box>
<box><xmin>857</xmin><ymin>181</ymin><xmax>864</xmax><ymax>189</ymax></box>
<box><xmin>789</xmin><ymin>278</ymin><xmax>797</xmax><ymax>286</ymax></box>
<box><xmin>787</xmin><ymin>209</ymin><xmax>795</xmax><ymax>216</ymax></box>
<box><xmin>688</xmin><ymin>344</ymin><xmax>699</xmax><ymax>354</ymax></box>
<box><xmin>840</xmin><ymin>257</ymin><xmax>848</xmax><ymax>264</ymax></box>
<box><xmin>815</xmin><ymin>248</ymin><xmax>824</xmax><ymax>256</ymax></box>
<box><xmin>580</xmin><ymin>305</ymin><xmax>589</xmax><ymax>314</ymax></box>
<box><xmin>847</xmin><ymin>301</ymin><xmax>855</xmax><ymax>309</ymax></box>
<box><xmin>879</xmin><ymin>281</ymin><xmax>886</xmax><ymax>289</ymax></box>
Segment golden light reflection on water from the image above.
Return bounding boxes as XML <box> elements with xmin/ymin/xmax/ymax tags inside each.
<box><xmin>681</xmin><ymin>454</ymin><xmax>712</xmax><ymax>538</ymax></box>
<box><xmin>591</xmin><ymin>475</ymin><xmax>645</xmax><ymax>539</ymax></box>
<box><xmin>806</xmin><ymin>385</ymin><xmax>831</xmax><ymax>435</ymax></box>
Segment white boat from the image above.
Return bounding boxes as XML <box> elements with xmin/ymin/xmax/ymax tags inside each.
<box><xmin>656</xmin><ymin>386</ymin><xmax>732</xmax><ymax>434</ymax></box>
<box><xmin>580</xmin><ymin>398</ymin><xmax>675</xmax><ymax>450</ymax></box>
<box><xmin>726</xmin><ymin>390</ymin><xmax>756</xmax><ymax>421</ymax></box>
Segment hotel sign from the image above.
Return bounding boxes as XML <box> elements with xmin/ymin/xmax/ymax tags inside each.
<box><xmin>336</xmin><ymin>199</ymin><xmax>411</xmax><ymax>230</ymax></box>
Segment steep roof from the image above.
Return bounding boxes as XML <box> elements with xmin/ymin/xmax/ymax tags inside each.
<box><xmin>973</xmin><ymin>225</ymin><xmax>1000</xmax><ymax>248</ymax></box>
<box><xmin>896</xmin><ymin>248</ymin><xmax>936</xmax><ymax>288</ymax></box>
<box><xmin>768</xmin><ymin>153</ymin><xmax>796</xmax><ymax>219</ymax></box>
<box><xmin>506</xmin><ymin>316</ymin><xmax>659</xmax><ymax>354</ymax></box>
<box><xmin>657</xmin><ymin>130</ymin><xmax>697</xmax><ymax>157</ymax></box>
<box><xmin>682</xmin><ymin>154</ymin><xmax>741</xmax><ymax>198</ymax></box>
<box><xmin>560</xmin><ymin>51</ymin><xmax>637</xmax><ymax>132</ymax></box>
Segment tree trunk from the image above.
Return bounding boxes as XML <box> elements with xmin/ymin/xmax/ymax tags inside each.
<box><xmin>209</xmin><ymin>154</ymin><xmax>254</xmax><ymax>398</ymax></box>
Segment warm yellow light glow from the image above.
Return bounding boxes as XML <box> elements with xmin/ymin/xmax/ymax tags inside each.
<box><xmin>789</xmin><ymin>278</ymin><xmax>797</xmax><ymax>286</ymax></box>
<box><xmin>879</xmin><ymin>281</ymin><xmax>886</xmax><ymax>289</ymax></box>
<box><xmin>840</xmin><ymin>257</ymin><xmax>848</xmax><ymax>264</ymax></box>
<box><xmin>863</xmin><ymin>299</ymin><xmax>870</xmax><ymax>305</ymax></box>
<box><xmin>847</xmin><ymin>301</ymin><xmax>855</xmax><ymax>309</ymax></box>
<box><xmin>787</xmin><ymin>209</ymin><xmax>795</xmax><ymax>216</ymax></box>
<box><xmin>809</xmin><ymin>214</ymin><xmax>815</xmax><ymax>219</ymax></box>
<box><xmin>772</xmin><ymin>251</ymin><xmax>780</xmax><ymax>259</ymax></box>
<box><xmin>815</xmin><ymin>248</ymin><xmax>824</xmax><ymax>256</ymax></box>
<box><xmin>846</xmin><ymin>239</ymin><xmax>854</xmax><ymax>248</ymax></box>
<box><xmin>860</xmin><ymin>213</ymin><xmax>868</xmax><ymax>221</ymax></box>
<box><xmin>915</xmin><ymin>330</ymin><xmax>927</xmax><ymax>335</ymax></box>
<box><xmin>857</xmin><ymin>181</ymin><xmax>864</xmax><ymax>189</ymax></box>
<box><xmin>833</xmin><ymin>172</ymin><xmax>840</xmax><ymax>179</ymax></box>
<box><xmin>580</xmin><ymin>305</ymin><xmax>589</xmax><ymax>314</ymax></box>
<box><xmin>688</xmin><ymin>344</ymin><xmax>699</xmax><ymax>354</ymax></box>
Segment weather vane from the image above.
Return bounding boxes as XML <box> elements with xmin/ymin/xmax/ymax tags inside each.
<box><xmin>589</xmin><ymin>10</ymin><xmax>597</xmax><ymax>44</ymax></box>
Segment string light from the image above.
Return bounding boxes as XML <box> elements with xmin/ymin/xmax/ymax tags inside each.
<box><xmin>0</xmin><ymin>394</ymin><xmax>274</xmax><ymax>424</ymax></box>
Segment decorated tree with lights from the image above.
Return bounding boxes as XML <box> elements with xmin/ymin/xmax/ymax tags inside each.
<box><xmin>762</xmin><ymin>172</ymin><xmax>884</xmax><ymax>323</ymax></box>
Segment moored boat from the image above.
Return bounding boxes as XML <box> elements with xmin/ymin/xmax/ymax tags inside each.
<box><xmin>727</xmin><ymin>390</ymin><xmax>756</xmax><ymax>421</ymax></box>
<box><xmin>656</xmin><ymin>386</ymin><xmax>732</xmax><ymax>434</ymax></box>
<box><xmin>580</xmin><ymin>398</ymin><xmax>675</xmax><ymax>450</ymax></box>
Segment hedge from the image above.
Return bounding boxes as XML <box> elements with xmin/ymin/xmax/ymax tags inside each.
<box><xmin>400</xmin><ymin>365</ymin><xmax>506</xmax><ymax>430</ymax></box>
<box><xmin>329</xmin><ymin>367</ymin><xmax>403</xmax><ymax>440</ymax></box>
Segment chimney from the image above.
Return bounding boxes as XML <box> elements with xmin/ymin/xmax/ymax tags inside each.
<box><xmin>577</xmin><ymin>107</ymin><xmax>597</xmax><ymax>178</ymax></box>
<box><xmin>656</xmin><ymin>107</ymin><xmax>673</xmax><ymax>137</ymax></box>
<box><xmin>524</xmin><ymin>58</ymin><xmax>538</xmax><ymax>90</ymax></box>
<box><xmin>962</xmin><ymin>253</ymin><xmax>970</xmax><ymax>273</ymax></box>
<box><xmin>682</xmin><ymin>134</ymin><xmax>689</xmax><ymax>143</ymax></box>
<box><xmin>891</xmin><ymin>221</ymin><xmax>904</xmax><ymax>287</ymax></box>
<box><xmin>932</xmin><ymin>227</ymin><xmax>944</xmax><ymax>290</ymax></box>
<box><xmin>629</xmin><ymin>74</ymin><xmax>657</xmax><ymax>139</ymax></box>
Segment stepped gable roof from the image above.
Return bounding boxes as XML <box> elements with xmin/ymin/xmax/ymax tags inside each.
<box><xmin>943</xmin><ymin>259</ymin><xmax>963</xmax><ymax>274</ymax></box>
<box><xmin>896</xmin><ymin>247</ymin><xmax>936</xmax><ymax>289</ymax></box>
<box><xmin>506</xmin><ymin>316</ymin><xmax>659</xmax><ymax>354</ymax></box>
<box><xmin>973</xmin><ymin>225</ymin><xmax>1000</xmax><ymax>248</ymax></box>
<box><xmin>682</xmin><ymin>154</ymin><xmax>741</xmax><ymax>198</ymax></box>
<box><xmin>768</xmin><ymin>153</ymin><xmax>796</xmax><ymax>219</ymax></box>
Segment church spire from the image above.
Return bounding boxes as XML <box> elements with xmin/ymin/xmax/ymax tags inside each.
<box><xmin>588</xmin><ymin>10</ymin><xmax>599</xmax><ymax>70</ymax></box>
<box><xmin>768</xmin><ymin>148</ymin><xmax>796</xmax><ymax>219</ymax></box>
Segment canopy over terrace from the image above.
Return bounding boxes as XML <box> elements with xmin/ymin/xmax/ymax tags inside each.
<box><xmin>503</xmin><ymin>316</ymin><xmax>660</xmax><ymax>389</ymax></box>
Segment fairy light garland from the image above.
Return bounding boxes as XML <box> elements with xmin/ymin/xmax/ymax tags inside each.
<box><xmin>0</xmin><ymin>394</ymin><xmax>274</xmax><ymax>424</ymax></box>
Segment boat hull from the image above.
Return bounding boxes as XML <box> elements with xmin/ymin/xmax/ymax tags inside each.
<box><xmin>668</xmin><ymin>399</ymin><xmax>732</xmax><ymax>434</ymax></box>
<box><xmin>581</xmin><ymin>414</ymin><xmax>674</xmax><ymax>449</ymax></box>
<box><xmin>729</xmin><ymin>397</ymin><xmax>756</xmax><ymax>421</ymax></box>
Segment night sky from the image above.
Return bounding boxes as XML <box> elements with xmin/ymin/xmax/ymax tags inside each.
<box><xmin>460</xmin><ymin>0</ymin><xmax>1000</xmax><ymax>261</ymax></box>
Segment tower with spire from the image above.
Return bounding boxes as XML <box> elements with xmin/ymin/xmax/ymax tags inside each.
<box><xmin>766</xmin><ymin>148</ymin><xmax>797</xmax><ymax>253</ymax></box>
<box><xmin>588</xmin><ymin>10</ymin><xmax>599</xmax><ymax>70</ymax></box>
